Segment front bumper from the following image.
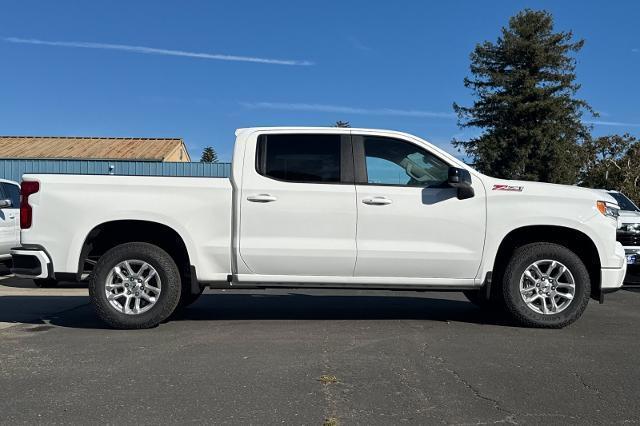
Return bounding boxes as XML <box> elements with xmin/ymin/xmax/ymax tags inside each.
<box><xmin>598</xmin><ymin>242</ymin><xmax>627</xmax><ymax>299</ymax></box>
<box><xmin>601</xmin><ymin>263</ymin><xmax>627</xmax><ymax>290</ymax></box>
<box><xmin>10</xmin><ymin>247</ymin><xmax>53</xmax><ymax>279</ymax></box>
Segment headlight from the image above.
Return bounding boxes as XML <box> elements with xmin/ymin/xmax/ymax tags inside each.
<box><xmin>597</xmin><ymin>200</ymin><xmax>620</xmax><ymax>219</ymax></box>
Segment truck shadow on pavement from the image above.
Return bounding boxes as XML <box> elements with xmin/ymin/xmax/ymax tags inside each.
<box><xmin>182</xmin><ymin>293</ymin><xmax>508</xmax><ymax>324</ymax></box>
<box><xmin>0</xmin><ymin>292</ymin><xmax>515</xmax><ymax>330</ymax></box>
<box><xmin>3</xmin><ymin>287</ymin><xmax>639</xmax><ymax>330</ymax></box>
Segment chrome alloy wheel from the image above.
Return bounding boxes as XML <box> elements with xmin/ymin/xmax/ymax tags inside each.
<box><xmin>105</xmin><ymin>260</ymin><xmax>161</xmax><ymax>315</ymax></box>
<box><xmin>519</xmin><ymin>259</ymin><xmax>576</xmax><ymax>315</ymax></box>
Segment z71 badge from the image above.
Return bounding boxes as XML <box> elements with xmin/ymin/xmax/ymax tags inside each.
<box><xmin>492</xmin><ymin>184</ymin><xmax>524</xmax><ymax>192</ymax></box>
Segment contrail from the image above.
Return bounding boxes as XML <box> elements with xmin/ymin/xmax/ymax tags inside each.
<box><xmin>3</xmin><ymin>37</ymin><xmax>314</xmax><ymax>66</ymax></box>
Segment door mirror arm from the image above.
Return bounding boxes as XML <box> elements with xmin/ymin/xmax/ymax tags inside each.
<box><xmin>447</xmin><ymin>167</ymin><xmax>475</xmax><ymax>200</ymax></box>
<box><xmin>0</xmin><ymin>199</ymin><xmax>12</xmax><ymax>209</ymax></box>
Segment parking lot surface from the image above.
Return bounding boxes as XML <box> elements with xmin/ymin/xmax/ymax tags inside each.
<box><xmin>1</xmin><ymin>275</ymin><xmax>640</xmax><ymax>425</ymax></box>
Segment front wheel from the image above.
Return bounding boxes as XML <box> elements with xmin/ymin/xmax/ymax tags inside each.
<box><xmin>502</xmin><ymin>243</ymin><xmax>590</xmax><ymax>328</ymax></box>
<box><xmin>89</xmin><ymin>242</ymin><xmax>181</xmax><ymax>329</ymax></box>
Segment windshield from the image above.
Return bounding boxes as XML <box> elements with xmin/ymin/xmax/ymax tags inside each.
<box><xmin>608</xmin><ymin>192</ymin><xmax>640</xmax><ymax>212</ymax></box>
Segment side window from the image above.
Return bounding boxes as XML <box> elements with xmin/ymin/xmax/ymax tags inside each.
<box><xmin>1</xmin><ymin>183</ymin><xmax>19</xmax><ymax>207</ymax></box>
<box><xmin>256</xmin><ymin>134</ymin><xmax>342</xmax><ymax>183</ymax></box>
<box><xmin>363</xmin><ymin>137</ymin><xmax>449</xmax><ymax>187</ymax></box>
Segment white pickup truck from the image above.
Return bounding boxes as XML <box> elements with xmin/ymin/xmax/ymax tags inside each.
<box><xmin>9</xmin><ymin>127</ymin><xmax>626</xmax><ymax>329</ymax></box>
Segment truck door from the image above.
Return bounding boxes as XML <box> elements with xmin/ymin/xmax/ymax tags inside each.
<box><xmin>352</xmin><ymin>134</ymin><xmax>486</xmax><ymax>280</ymax></box>
<box><xmin>239</xmin><ymin>132</ymin><xmax>357</xmax><ymax>277</ymax></box>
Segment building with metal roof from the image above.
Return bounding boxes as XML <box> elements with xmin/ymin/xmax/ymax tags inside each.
<box><xmin>0</xmin><ymin>136</ymin><xmax>190</xmax><ymax>162</ymax></box>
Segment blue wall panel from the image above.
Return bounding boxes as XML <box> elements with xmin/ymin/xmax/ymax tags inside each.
<box><xmin>0</xmin><ymin>159</ymin><xmax>231</xmax><ymax>183</ymax></box>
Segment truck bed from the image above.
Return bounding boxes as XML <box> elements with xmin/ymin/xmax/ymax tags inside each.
<box><xmin>21</xmin><ymin>174</ymin><xmax>233</xmax><ymax>282</ymax></box>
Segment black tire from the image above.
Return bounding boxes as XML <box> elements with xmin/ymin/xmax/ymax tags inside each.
<box><xmin>34</xmin><ymin>279</ymin><xmax>59</xmax><ymax>288</ymax></box>
<box><xmin>502</xmin><ymin>243</ymin><xmax>590</xmax><ymax>328</ymax></box>
<box><xmin>89</xmin><ymin>242</ymin><xmax>181</xmax><ymax>329</ymax></box>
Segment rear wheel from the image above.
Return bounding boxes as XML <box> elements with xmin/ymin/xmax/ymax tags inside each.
<box><xmin>502</xmin><ymin>243</ymin><xmax>590</xmax><ymax>328</ymax></box>
<box><xmin>89</xmin><ymin>242</ymin><xmax>181</xmax><ymax>329</ymax></box>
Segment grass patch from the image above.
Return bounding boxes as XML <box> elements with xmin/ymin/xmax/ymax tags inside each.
<box><xmin>318</xmin><ymin>375</ymin><xmax>338</xmax><ymax>384</ymax></box>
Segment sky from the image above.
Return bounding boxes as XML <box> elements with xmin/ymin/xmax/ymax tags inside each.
<box><xmin>1</xmin><ymin>0</ymin><xmax>639</xmax><ymax>161</ymax></box>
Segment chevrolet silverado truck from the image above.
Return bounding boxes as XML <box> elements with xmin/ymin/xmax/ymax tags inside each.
<box><xmin>8</xmin><ymin>127</ymin><xmax>626</xmax><ymax>329</ymax></box>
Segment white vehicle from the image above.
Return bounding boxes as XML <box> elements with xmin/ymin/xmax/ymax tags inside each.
<box><xmin>0</xmin><ymin>179</ymin><xmax>20</xmax><ymax>264</ymax></box>
<box><xmin>598</xmin><ymin>190</ymin><xmax>640</xmax><ymax>279</ymax></box>
<box><xmin>8</xmin><ymin>128</ymin><xmax>627</xmax><ymax>329</ymax></box>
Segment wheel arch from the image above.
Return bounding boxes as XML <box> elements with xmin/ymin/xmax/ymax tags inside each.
<box><xmin>78</xmin><ymin>220</ymin><xmax>194</xmax><ymax>289</ymax></box>
<box><xmin>490</xmin><ymin>225</ymin><xmax>602</xmax><ymax>301</ymax></box>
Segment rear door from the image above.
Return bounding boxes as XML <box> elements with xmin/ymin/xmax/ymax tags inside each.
<box><xmin>353</xmin><ymin>134</ymin><xmax>486</xmax><ymax>280</ymax></box>
<box><xmin>0</xmin><ymin>182</ymin><xmax>20</xmax><ymax>255</ymax></box>
<box><xmin>239</xmin><ymin>131</ymin><xmax>357</xmax><ymax>277</ymax></box>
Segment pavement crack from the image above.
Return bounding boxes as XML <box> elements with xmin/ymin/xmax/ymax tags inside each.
<box><xmin>573</xmin><ymin>371</ymin><xmax>600</xmax><ymax>395</ymax></box>
<box><xmin>430</xmin><ymin>356</ymin><xmax>515</xmax><ymax>419</ymax></box>
<box><xmin>318</xmin><ymin>330</ymin><xmax>341</xmax><ymax>425</ymax></box>
<box><xmin>455</xmin><ymin>416</ymin><xmax>519</xmax><ymax>425</ymax></box>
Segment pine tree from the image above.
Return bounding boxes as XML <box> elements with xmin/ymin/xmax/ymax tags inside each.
<box><xmin>200</xmin><ymin>146</ymin><xmax>218</xmax><ymax>163</ymax></box>
<box><xmin>453</xmin><ymin>9</ymin><xmax>595</xmax><ymax>184</ymax></box>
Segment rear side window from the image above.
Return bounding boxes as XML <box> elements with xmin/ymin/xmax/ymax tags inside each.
<box><xmin>256</xmin><ymin>134</ymin><xmax>342</xmax><ymax>183</ymax></box>
<box><xmin>1</xmin><ymin>183</ymin><xmax>19</xmax><ymax>207</ymax></box>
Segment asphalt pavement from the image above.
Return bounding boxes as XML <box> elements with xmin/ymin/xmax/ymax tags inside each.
<box><xmin>1</xmin><ymin>274</ymin><xmax>639</xmax><ymax>425</ymax></box>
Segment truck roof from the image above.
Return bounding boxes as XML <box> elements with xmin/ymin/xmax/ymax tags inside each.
<box><xmin>234</xmin><ymin>126</ymin><xmax>468</xmax><ymax>172</ymax></box>
<box><xmin>235</xmin><ymin>126</ymin><xmax>417</xmax><ymax>138</ymax></box>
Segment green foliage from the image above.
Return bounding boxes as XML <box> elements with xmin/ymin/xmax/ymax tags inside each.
<box><xmin>200</xmin><ymin>146</ymin><xmax>218</xmax><ymax>163</ymax></box>
<box><xmin>453</xmin><ymin>9</ymin><xmax>595</xmax><ymax>184</ymax></box>
<box><xmin>334</xmin><ymin>120</ymin><xmax>351</xmax><ymax>128</ymax></box>
<box><xmin>581</xmin><ymin>134</ymin><xmax>640</xmax><ymax>204</ymax></box>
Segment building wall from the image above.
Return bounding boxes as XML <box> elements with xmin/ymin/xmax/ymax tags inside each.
<box><xmin>164</xmin><ymin>145</ymin><xmax>191</xmax><ymax>162</ymax></box>
<box><xmin>0</xmin><ymin>159</ymin><xmax>231</xmax><ymax>184</ymax></box>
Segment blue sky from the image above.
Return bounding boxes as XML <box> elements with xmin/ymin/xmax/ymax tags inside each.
<box><xmin>1</xmin><ymin>0</ymin><xmax>639</xmax><ymax>161</ymax></box>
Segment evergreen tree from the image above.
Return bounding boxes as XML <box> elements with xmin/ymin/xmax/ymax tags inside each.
<box><xmin>453</xmin><ymin>9</ymin><xmax>595</xmax><ymax>184</ymax></box>
<box><xmin>200</xmin><ymin>146</ymin><xmax>218</xmax><ymax>163</ymax></box>
<box><xmin>334</xmin><ymin>120</ymin><xmax>351</xmax><ymax>128</ymax></box>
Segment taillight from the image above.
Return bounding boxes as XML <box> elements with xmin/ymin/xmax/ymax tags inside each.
<box><xmin>20</xmin><ymin>181</ymin><xmax>39</xmax><ymax>229</ymax></box>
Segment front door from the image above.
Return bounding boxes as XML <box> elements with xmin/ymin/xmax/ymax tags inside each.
<box><xmin>353</xmin><ymin>135</ymin><xmax>486</xmax><ymax>280</ymax></box>
<box><xmin>239</xmin><ymin>132</ymin><xmax>357</xmax><ymax>277</ymax></box>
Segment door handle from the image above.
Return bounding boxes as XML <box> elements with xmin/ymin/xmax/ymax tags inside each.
<box><xmin>247</xmin><ymin>194</ymin><xmax>277</xmax><ymax>203</ymax></box>
<box><xmin>362</xmin><ymin>196</ymin><xmax>392</xmax><ymax>206</ymax></box>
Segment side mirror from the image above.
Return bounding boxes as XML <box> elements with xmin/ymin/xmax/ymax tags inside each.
<box><xmin>0</xmin><ymin>199</ymin><xmax>12</xmax><ymax>209</ymax></box>
<box><xmin>448</xmin><ymin>167</ymin><xmax>475</xmax><ymax>200</ymax></box>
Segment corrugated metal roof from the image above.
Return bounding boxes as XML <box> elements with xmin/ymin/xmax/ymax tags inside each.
<box><xmin>0</xmin><ymin>136</ymin><xmax>189</xmax><ymax>161</ymax></box>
